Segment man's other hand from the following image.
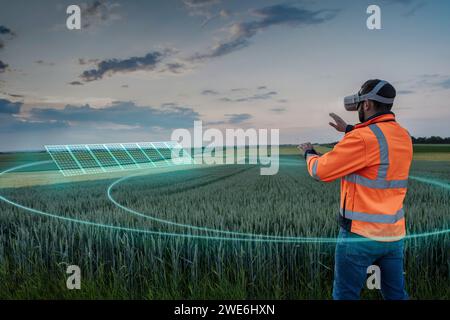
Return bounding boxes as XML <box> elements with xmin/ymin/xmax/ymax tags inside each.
<box><xmin>329</xmin><ymin>113</ymin><xmax>348</xmax><ymax>132</ymax></box>
<box><xmin>298</xmin><ymin>142</ymin><xmax>314</xmax><ymax>154</ymax></box>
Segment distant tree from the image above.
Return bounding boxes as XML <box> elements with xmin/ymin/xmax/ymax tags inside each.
<box><xmin>411</xmin><ymin>136</ymin><xmax>450</xmax><ymax>144</ymax></box>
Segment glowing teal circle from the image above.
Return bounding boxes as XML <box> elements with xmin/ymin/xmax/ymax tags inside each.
<box><xmin>108</xmin><ymin>164</ymin><xmax>450</xmax><ymax>242</ymax></box>
<box><xmin>0</xmin><ymin>161</ymin><xmax>449</xmax><ymax>243</ymax></box>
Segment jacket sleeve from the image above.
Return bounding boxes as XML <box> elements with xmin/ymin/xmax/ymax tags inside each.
<box><xmin>306</xmin><ymin>130</ymin><xmax>366</xmax><ymax>182</ymax></box>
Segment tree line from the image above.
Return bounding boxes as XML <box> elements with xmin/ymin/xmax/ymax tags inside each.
<box><xmin>322</xmin><ymin>136</ymin><xmax>450</xmax><ymax>147</ymax></box>
<box><xmin>411</xmin><ymin>136</ymin><xmax>450</xmax><ymax>144</ymax></box>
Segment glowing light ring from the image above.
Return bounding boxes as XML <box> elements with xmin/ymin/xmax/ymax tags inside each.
<box><xmin>108</xmin><ymin>166</ymin><xmax>450</xmax><ymax>241</ymax></box>
<box><xmin>0</xmin><ymin>161</ymin><xmax>449</xmax><ymax>243</ymax></box>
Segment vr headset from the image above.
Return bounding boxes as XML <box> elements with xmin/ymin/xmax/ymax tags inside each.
<box><xmin>344</xmin><ymin>80</ymin><xmax>395</xmax><ymax>111</ymax></box>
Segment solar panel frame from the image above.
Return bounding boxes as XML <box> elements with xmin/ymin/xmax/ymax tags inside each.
<box><xmin>70</xmin><ymin>145</ymin><xmax>104</xmax><ymax>174</ymax></box>
<box><xmin>87</xmin><ymin>144</ymin><xmax>123</xmax><ymax>172</ymax></box>
<box><xmin>45</xmin><ymin>141</ymin><xmax>192</xmax><ymax>176</ymax></box>
<box><xmin>121</xmin><ymin>143</ymin><xmax>155</xmax><ymax>168</ymax></box>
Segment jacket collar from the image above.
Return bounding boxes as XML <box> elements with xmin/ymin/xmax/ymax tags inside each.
<box><xmin>354</xmin><ymin>111</ymin><xmax>396</xmax><ymax>129</ymax></box>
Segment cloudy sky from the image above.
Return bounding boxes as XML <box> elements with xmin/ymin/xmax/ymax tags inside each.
<box><xmin>0</xmin><ymin>0</ymin><xmax>449</xmax><ymax>151</ymax></box>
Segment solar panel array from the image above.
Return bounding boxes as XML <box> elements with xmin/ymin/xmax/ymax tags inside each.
<box><xmin>45</xmin><ymin>141</ymin><xmax>192</xmax><ymax>176</ymax></box>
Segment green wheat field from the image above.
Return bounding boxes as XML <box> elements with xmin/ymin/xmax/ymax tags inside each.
<box><xmin>0</xmin><ymin>145</ymin><xmax>449</xmax><ymax>299</ymax></box>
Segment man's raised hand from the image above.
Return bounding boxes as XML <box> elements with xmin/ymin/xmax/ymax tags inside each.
<box><xmin>329</xmin><ymin>113</ymin><xmax>348</xmax><ymax>132</ymax></box>
<box><xmin>298</xmin><ymin>142</ymin><xmax>314</xmax><ymax>154</ymax></box>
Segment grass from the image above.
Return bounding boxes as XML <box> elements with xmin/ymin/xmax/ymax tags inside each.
<box><xmin>0</xmin><ymin>146</ymin><xmax>449</xmax><ymax>299</ymax></box>
<box><xmin>413</xmin><ymin>144</ymin><xmax>450</xmax><ymax>153</ymax></box>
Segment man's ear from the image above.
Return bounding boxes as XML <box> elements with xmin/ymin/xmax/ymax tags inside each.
<box><xmin>364</xmin><ymin>100</ymin><xmax>372</xmax><ymax>111</ymax></box>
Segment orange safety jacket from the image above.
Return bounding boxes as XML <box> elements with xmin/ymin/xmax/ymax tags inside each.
<box><xmin>306</xmin><ymin>112</ymin><xmax>413</xmax><ymax>241</ymax></box>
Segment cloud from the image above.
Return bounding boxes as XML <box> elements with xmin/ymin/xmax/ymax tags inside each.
<box><xmin>190</xmin><ymin>4</ymin><xmax>338</xmax><ymax>61</ymax></box>
<box><xmin>381</xmin><ymin>0</ymin><xmax>426</xmax><ymax>16</ymax></box>
<box><xmin>409</xmin><ymin>74</ymin><xmax>450</xmax><ymax>90</ymax></box>
<box><xmin>68</xmin><ymin>81</ymin><xmax>84</xmax><ymax>86</ymax></box>
<box><xmin>393</xmin><ymin>74</ymin><xmax>450</xmax><ymax>93</ymax></box>
<box><xmin>29</xmin><ymin>101</ymin><xmax>200</xmax><ymax>129</ymax></box>
<box><xmin>403</xmin><ymin>1</ymin><xmax>426</xmax><ymax>17</ymax></box>
<box><xmin>438</xmin><ymin>78</ymin><xmax>450</xmax><ymax>89</ymax></box>
<box><xmin>81</xmin><ymin>0</ymin><xmax>122</xmax><ymax>29</ymax></box>
<box><xmin>0</xmin><ymin>60</ymin><xmax>8</xmax><ymax>73</ymax></box>
<box><xmin>0</xmin><ymin>98</ymin><xmax>201</xmax><ymax>143</ymax></box>
<box><xmin>183</xmin><ymin>0</ymin><xmax>218</xmax><ymax>6</ymax></box>
<box><xmin>220</xmin><ymin>91</ymin><xmax>277</xmax><ymax>102</ymax></box>
<box><xmin>0</xmin><ymin>98</ymin><xmax>21</xmax><ymax>114</ymax></box>
<box><xmin>183</xmin><ymin>0</ymin><xmax>220</xmax><ymax>8</ymax></box>
<box><xmin>0</xmin><ymin>25</ymin><xmax>15</xmax><ymax>50</ymax></box>
<box><xmin>1</xmin><ymin>92</ymin><xmax>24</xmax><ymax>98</ymax></box>
<box><xmin>183</xmin><ymin>0</ymin><xmax>223</xmax><ymax>27</ymax></box>
<box><xmin>225</xmin><ymin>113</ymin><xmax>252</xmax><ymax>124</ymax></box>
<box><xmin>201</xmin><ymin>89</ymin><xmax>219</xmax><ymax>95</ymax></box>
<box><xmin>0</xmin><ymin>25</ymin><xmax>15</xmax><ymax>49</ymax></box>
<box><xmin>0</xmin><ymin>116</ymin><xmax>68</xmax><ymax>133</ymax></box>
<box><xmin>160</xmin><ymin>62</ymin><xmax>188</xmax><ymax>74</ymax></box>
<box><xmin>0</xmin><ymin>99</ymin><xmax>68</xmax><ymax>134</ymax></box>
<box><xmin>35</xmin><ymin>60</ymin><xmax>55</xmax><ymax>66</ymax></box>
<box><xmin>201</xmin><ymin>8</ymin><xmax>231</xmax><ymax>27</ymax></box>
<box><xmin>203</xmin><ymin>86</ymin><xmax>282</xmax><ymax>103</ymax></box>
<box><xmin>384</xmin><ymin>0</ymin><xmax>415</xmax><ymax>4</ymax></box>
<box><xmin>190</xmin><ymin>35</ymin><xmax>248</xmax><ymax>61</ymax></box>
<box><xmin>0</xmin><ymin>25</ymin><xmax>15</xmax><ymax>73</ymax></box>
<box><xmin>0</xmin><ymin>25</ymin><xmax>15</xmax><ymax>71</ymax></box>
<box><xmin>397</xmin><ymin>89</ymin><xmax>415</xmax><ymax>95</ymax></box>
<box><xmin>270</xmin><ymin>107</ymin><xmax>286</xmax><ymax>113</ymax></box>
<box><xmin>78</xmin><ymin>58</ymin><xmax>100</xmax><ymax>65</ymax></box>
<box><xmin>80</xmin><ymin>50</ymin><xmax>171</xmax><ymax>81</ymax></box>
<box><xmin>0</xmin><ymin>25</ymin><xmax>14</xmax><ymax>36</ymax></box>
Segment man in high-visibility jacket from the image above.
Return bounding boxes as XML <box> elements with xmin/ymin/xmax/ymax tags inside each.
<box><xmin>299</xmin><ymin>79</ymin><xmax>412</xmax><ymax>300</ymax></box>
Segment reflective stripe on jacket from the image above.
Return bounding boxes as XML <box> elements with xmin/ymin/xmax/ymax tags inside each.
<box><xmin>306</xmin><ymin>112</ymin><xmax>413</xmax><ymax>241</ymax></box>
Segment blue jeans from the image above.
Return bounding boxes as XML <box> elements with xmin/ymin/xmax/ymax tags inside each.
<box><xmin>332</xmin><ymin>227</ymin><xmax>408</xmax><ymax>300</ymax></box>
